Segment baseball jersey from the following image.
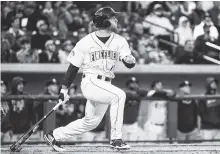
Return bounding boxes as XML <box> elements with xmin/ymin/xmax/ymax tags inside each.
<box><xmin>146</xmin><ymin>90</ymin><xmax>167</xmax><ymax>125</ymax></box>
<box><xmin>67</xmin><ymin>32</ymin><xmax>131</xmax><ymax>78</ymax></box>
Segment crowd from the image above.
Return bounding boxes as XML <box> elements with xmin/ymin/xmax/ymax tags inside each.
<box><xmin>1</xmin><ymin>76</ymin><xmax>220</xmax><ymax>142</ymax></box>
<box><xmin>1</xmin><ymin>1</ymin><xmax>220</xmax><ymax>64</ymax></box>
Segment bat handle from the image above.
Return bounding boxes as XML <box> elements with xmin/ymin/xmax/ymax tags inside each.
<box><xmin>53</xmin><ymin>99</ymin><xmax>67</xmax><ymax>110</ymax></box>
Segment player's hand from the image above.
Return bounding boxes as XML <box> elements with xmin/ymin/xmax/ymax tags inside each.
<box><xmin>123</xmin><ymin>55</ymin><xmax>136</xmax><ymax>64</ymax></box>
<box><xmin>59</xmin><ymin>88</ymin><xmax>70</xmax><ymax>102</ymax></box>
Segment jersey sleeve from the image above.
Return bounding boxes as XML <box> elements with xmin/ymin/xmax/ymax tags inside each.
<box><xmin>67</xmin><ymin>42</ymin><xmax>85</xmax><ymax>68</ymax></box>
<box><xmin>119</xmin><ymin>38</ymin><xmax>132</xmax><ymax>60</ymax></box>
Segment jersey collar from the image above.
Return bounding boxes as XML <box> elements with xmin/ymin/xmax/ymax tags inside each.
<box><xmin>91</xmin><ymin>32</ymin><xmax>114</xmax><ymax>49</ymax></box>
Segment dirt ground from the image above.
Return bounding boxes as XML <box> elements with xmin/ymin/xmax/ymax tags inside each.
<box><xmin>1</xmin><ymin>142</ymin><xmax>220</xmax><ymax>154</ymax></box>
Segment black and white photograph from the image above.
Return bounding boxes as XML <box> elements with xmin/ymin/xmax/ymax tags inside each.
<box><xmin>1</xmin><ymin>1</ymin><xmax>220</xmax><ymax>153</ymax></box>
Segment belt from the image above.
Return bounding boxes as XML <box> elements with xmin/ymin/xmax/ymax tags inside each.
<box><xmin>82</xmin><ymin>74</ymin><xmax>111</xmax><ymax>82</ymax></box>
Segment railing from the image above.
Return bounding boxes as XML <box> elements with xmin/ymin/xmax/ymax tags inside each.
<box><xmin>2</xmin><ymin>94</ymin><xmax>220</xmax><ymax>144</ymax></box>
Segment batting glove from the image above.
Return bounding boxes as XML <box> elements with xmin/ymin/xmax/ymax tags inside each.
<box><xmin>59</xmin><ymin>89</ymin><xmax>69</xmax><ymax>101</ymax></box>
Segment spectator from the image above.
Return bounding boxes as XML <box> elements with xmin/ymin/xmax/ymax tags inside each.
<box><xmin>78</xmin><ymin>28</ymin><xmax>87</xmax><ymax>40</ymax></box>
<box><xmin>122</xmin><ymin>77</ymin><xmax>145</xmax><ymax>141</ymax></box>
<box><xmin>42</xmin><ymin>2</ymin><xmax>57</xmax><ymax>32</ymax></box>
<box><xmin>67</xmin><ymin>5</ymin><xmax>84</xmax><ymax>31</ymax></box>
<box><xmin>1</xmin><ymin>80</ymin><xmax>13</xmax><ymax>142</ymax></box>
<box><xmin>191</xmin><ymin>2</ymin><xmax>206</xmax><ymax>26</ymax></box>
<box><xmin>7</xmin><ymin>17</ymin><xmax>25</xmax><ymax>38</ymax></box>
<box><xmin>3</xmin><ymin>17</ymin><xmax>25</xmax><ymax>52</ymax></box>
<box><xmin>16</xmin><ymin>38</ymin><xmax>39</xmax><ymax>63</ymax></box>
<box><xmin>58</xmin><ymin>40</ymin><xmax>74</xmax><ymax>64</ymax></box>
<box><xmin>174</xmin><ymin>16</ymin><xmax>193</xmax><ymax>46</ymax></box>
<box><xmin>1</xmin><ymin>38</ymin><xmax>18</xmax><ymax>63</ymax></box>
<box><xmin>145</xmin><ymin>36</ymin><xmax>173</xmax><ymax>64</ymax></box>
<box><xmin>175</xmin><ymin>40</ymin><xmax>196</xmax><ymax>64</ymax></box>
<box><xmin>143</xmin><ymin>4</ymin><xmax>174</xmax><ymax>51</ymax></box>
<box><xmin>193</xmin><ymin>13</ymin><xmax>219</xmax><ymax>40</ymax></box>
<box><xmin>22</xmin><ymin>3</ymin><xmax>48</xmax><ymax>31</ymax></box>
<box><xmin>214</xmin><ymin>14</ymin><xmax>220</xmax><ymax>37</ymax></box>
<box><xmin>177</xmin><ymin>81</ymin><xmax>201</xmax><ymax>142</ymax></box>
<box><xmin>31</xmin><ymin>20</ymin><xmax>51</xmax><ymax>50</ymax></box>
<box><xmin>143</xmin><ymin>81</ymin><xmax>175</xmax><ymax>140</ymax></box>
<box><xmin>39</xmin><ymin>40</ymin><xmax>60</xmax><ymax>63</ymax></box>
<box><xmin>194</xmin><ymin>23</ymin><xmax>220</xmax><ymax>64</ymax></box>
<box><xmin>198</xmin><ymin>77</ymin><xmax>220</xmax><ymax>140</ymax></box>
<box><xmin>9</xmin><ymin>77</ymin><xmax>34</xmax><ymax>137</ymax></box>
<box><xmin>55</xmin><ymin>3</ymin><xmax>73</xmax><ymax>39</ymax></box>
<box><xmin>33</xmin><ymin>78</ymin><xmax>59</xmax><ymax>134</ymax></box>
<box><xmin>143</xmin><ymin>4</ymin><xmax>174</xmax><ymax>36</ymax></box>
<box><xmin>208</xmin><ymin>2</ymin><xmax>220</xmax><ymax>27</ymax></box>
<box><xmin>179</xmin><ymin>1</ymin><xmax>196</xmax><ymax>19</ymax></box>
<box><xmin>1</xmin><ymin>4</ymin><xmax>12</xmax><ymax>31</ymax></box>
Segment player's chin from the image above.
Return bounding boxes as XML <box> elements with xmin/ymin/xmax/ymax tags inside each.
<box><xmin>110</xmin><ymin>26</ymin><xmax>118</xmax><ymax>33</ymax></box>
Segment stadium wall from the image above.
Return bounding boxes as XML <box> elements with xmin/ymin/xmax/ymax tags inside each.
<box><xmin>1</xmin><ymin>64</ymin><xmax>220</xmax><ymax>94</ymax></box>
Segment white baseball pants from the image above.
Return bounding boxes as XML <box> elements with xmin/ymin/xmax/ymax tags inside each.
<box><xmin>53</xmin><ymin>73</ymin><xmax>126</xmax><ymax>141</ymax></box>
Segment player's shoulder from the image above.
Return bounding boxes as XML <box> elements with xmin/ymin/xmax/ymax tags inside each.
<box><xmin>76</xmin><ymin>33</ymin><xmax>91</xmax><ymax>44</ymax></box>
<box><xmin>113</xmin><ymin>33</ymin><xmax>128</xmax><ymax>42</ymax></box>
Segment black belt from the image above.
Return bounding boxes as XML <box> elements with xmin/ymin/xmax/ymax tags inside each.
<box><xmin>82</xmin><ymin>74</ymin><xmax>111</xmax><ymax>82</ymax></box>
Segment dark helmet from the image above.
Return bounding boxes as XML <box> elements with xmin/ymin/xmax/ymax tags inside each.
<box><xmin>93</xmin><ymin>7</ymin><xmax>120</xmax><ymax>28</ymax></box>
<box><xmin>126</xmin><ymin>77</ymin><xmax>138</xmax><ymax>87</ymax></box>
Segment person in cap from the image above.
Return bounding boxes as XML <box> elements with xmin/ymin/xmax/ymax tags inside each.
<box><xmin>58</xmin><ymin>40</ymin><xmax>74</xmax><ymax>64</ymax></box>
<box><xmin>122</xmin><ymin>77</ymin><xmax>145</xmax><ymax>141</ymax></box>
<box><xmin>39</xmin><ymin>40</ymin><xmax>60</xmax><ymax>63</ymax></box>
<box><xmin>198</xmin><ymin>77</ymin><xmax>220</xmax><ymax>140</ymax></box>
<box><xmin>1</xmin><ymin>80</ymin><xmax>13</xmax><ymax>142</ymax></box>
<box><xmin>193</xmin><ymin>12</ymin><xmax>219</xmax><ymax>40</ymax></box>
<box><xmin>143</xmin><ymin>3</ymin><xmax>174</xmax><ymax>36</ymax></box>
<box><xmin>24</xmin><ymin>3</ymin><xmax>48</xmax><ymax>31</ymax></box>
<box><xmin>31</xmin><ymin>19</ymin><xmax>51</xmax><ymax>51</ymax></box>
<box><xmin>8</xmin><ymin>76</ymin><xmax>34</xmax><ymax>141</ymax></box>
<box><xmin>142</xmin><ymin>80</ymin><xmax>175</xmax><ymax>141</ymax></box>
<box><xmin>33</xmin><ymin>78</ymin><xmax>59</xmax><ymax>138</ymax></box>
<box><xmin>194</xmin><ymin>23</ymin><xmax>220</xmax><ymax>64</ymax></box>
<box><xmin>177</xmin><ymin>81</ymin><xmax>201</xmax><ymax>142</ymax></box>
<box><xmin>44</xmin><ymin>6</ymin><xmax>135</xmax><ymax>151</ymax></box>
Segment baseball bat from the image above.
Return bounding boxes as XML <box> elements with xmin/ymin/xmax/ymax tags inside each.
<box><xmin>10</xmin><ymin>99</ymin><xmax>68</xmax><ymax>152</ymax></box>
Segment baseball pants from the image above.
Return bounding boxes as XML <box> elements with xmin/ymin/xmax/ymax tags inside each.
<box><xmin>53</xmin><ymin>73</ymin><xmax>126</xmax><ymax>141</ymax></box>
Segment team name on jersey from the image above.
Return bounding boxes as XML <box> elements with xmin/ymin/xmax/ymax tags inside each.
<box><xmin>90</xmin><ymin>50</ymin><xmax>118</xmax><ymax>62</ymax></box>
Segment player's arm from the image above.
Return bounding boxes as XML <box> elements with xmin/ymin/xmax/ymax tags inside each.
<box><xmin>119</xmin><ymin>38</ymin><xmax>136</xmax><ymax>69</ymax></box>
<box><xmin>59</xmin><ymin>42</ymin><xmax>84</xmax><ymax>101</ymax></box>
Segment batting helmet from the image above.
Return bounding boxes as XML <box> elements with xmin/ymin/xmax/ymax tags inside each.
<box><xmin>93</xmin><ymin>7</ymin><xmax>120</xmax><ymax>28</ymax></box>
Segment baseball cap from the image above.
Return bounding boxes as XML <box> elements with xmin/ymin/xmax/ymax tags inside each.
<box><xmin>46</xmin><ymin>78</ymin><xmax>59</xmax><ymax>87</ymax></box>
<box><xmin>1</xmin><ymin>80</ymin><xmax>8</xmax><ymax>86</ymax></box>
<box><xmin>206</xmin><ymin>77</ymin><xmax>218</xmax><ymax>85</ymax></box>
<box><xmin>36</xmin><ymin>20</ymin><xmax>46</xmax><ymax>29</ymax></box>
<box><xmin>45</xmin><ymin>40</ymin><xmax>54</xmax><ymax>47</ymax></box>
<box><xmin>179</xmin><ymin>80</ymin><xmax>192</xmax><ymax>88</ymax></box>
<box><xmin>153</xmin><ymin>4</ymin><xmax>163</xmax><ymax>10</ymax></box>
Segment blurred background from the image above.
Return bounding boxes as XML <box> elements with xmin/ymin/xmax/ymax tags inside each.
<box><xmin>1</xmin><ymin>1</ymin><xmax>220</xmax><ymax>144</ymax></box>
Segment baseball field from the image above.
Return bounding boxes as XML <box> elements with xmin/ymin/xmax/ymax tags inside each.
<box><xmin>2</xmin><ymin>142</ymin><xmax>220</xmax><ymax>154</ymax></box>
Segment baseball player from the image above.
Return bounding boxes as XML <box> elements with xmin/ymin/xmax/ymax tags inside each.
<box><xmin>44</xmin><ymin>7</ymin><xmax>136</xmax><ymax>152</ymax></box>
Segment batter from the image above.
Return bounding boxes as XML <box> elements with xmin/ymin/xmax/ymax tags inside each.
<box><xmin>44</xmin><ymin>7</ymin><xmax>136</xmax><ymax>152</ymax></box>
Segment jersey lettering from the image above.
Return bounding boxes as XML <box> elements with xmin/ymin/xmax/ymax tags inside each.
<box><xmin>90</xmin><ymin>50</ymin><xmax>118</xmax><ymax>62</ymax></box>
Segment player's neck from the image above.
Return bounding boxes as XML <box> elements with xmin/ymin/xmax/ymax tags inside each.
<box><xmin>96</xmin><ymin>29</ymin><xmax>112</xmax><ymax>37</ymax></box>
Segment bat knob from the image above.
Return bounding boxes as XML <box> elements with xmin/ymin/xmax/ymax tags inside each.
<box><xmin>10</xmin><ymin>144</ymin><xmax>22</xmax><ymax>152</ymax></box>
